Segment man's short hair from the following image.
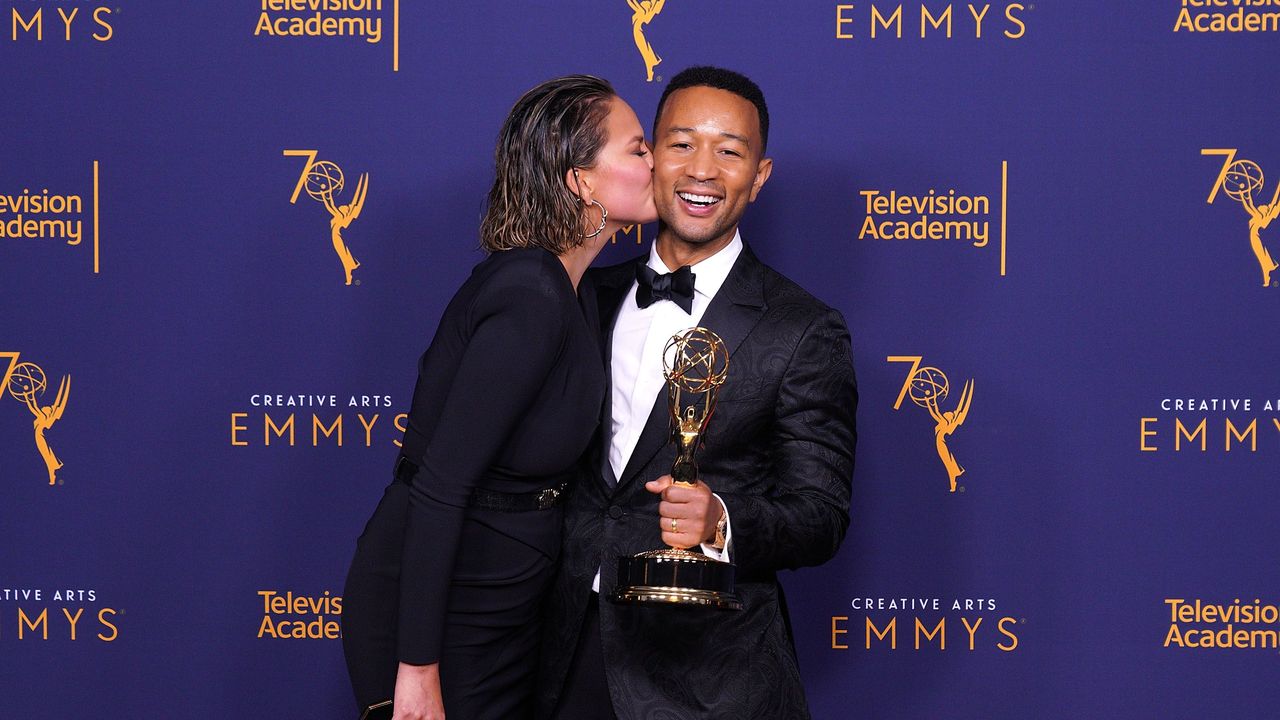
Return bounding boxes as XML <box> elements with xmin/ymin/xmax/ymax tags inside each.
<box><xmin>655</xmin><ymin>66</ymin><xmax>770</xmax><ymax>153</ymax></box>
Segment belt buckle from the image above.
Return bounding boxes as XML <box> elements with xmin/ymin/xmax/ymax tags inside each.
<box><xmin>536</xmin><ymin>487</ymin><xmax>560</xmax><ymax>510</ymax></box>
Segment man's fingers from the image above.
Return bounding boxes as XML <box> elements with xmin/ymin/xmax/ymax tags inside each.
<box><xmin>658</xmin><ymin>500</ymin><xmax>700</xmax><ymax>519</ymax></box>
<box><xmin>661</xmin><ymin>531</ymin><xmax>700</xmax><ymax>550</ymax></box>
<box><xmin>645</xmin><ymin>475</ymin><xmax>674</xmax><ymax>494</ymax></box>
<box><xmin>662</xmin><ymin>482</ymin><xmax>709</xmax><ymax>504</ymax></box>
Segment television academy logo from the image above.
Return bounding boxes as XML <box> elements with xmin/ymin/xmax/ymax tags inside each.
<box><xmin>254</xmin><ymin>0</ymin><xmax>401</xmax><ymax>71</ymax></box>
<box><xmin>889</xmin><ymin>356</ymin><xmax>974</xmax><ymax>493</ymax></box>
<box><xmin>1</xmin><ymin>352</ymin><xmax>70</xmax><ymax>486</ymax></box>
<box><xmin>284</xmin><ymin>150</ymin><xmax>370</xmax><ymax>286</ymax></box>
<box><xmin>1174</xmin><ymin>1</ymin><xmax>1280</xmax><ymax>34</ymax></box>
<box><xmin>0</xmin><ymin>162</ymin><xmax>102</xmax><ymax>274</ymax></box>
<box><xmin>1164</xmin><ymin>597</ymin><xmax>1280</xmax><ymax>650</ymax></box>
<box><xmin>1202</xmin><ymin>149</ymin><xmax>1279</xmax><ymax>287</ymax></box>
<box><xmin>257</xmin><ymin>589</ymin><xmax>342</xmax><ymax>639</ymax></box>
<box><xmin>627</xmin><ymin>0</ymin><xmax>666</xmax><ymax>82</ymax></box>
<box><xmin>857</xmin><ymin>161</ymin><xmax>1010</xmax><ymax>277</ymax></box>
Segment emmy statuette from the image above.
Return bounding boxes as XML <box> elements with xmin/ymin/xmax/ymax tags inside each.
<box><xmin>609</xmin><ymin>327</ymin><xmax>742</xmax><ymax>610</ymax></box>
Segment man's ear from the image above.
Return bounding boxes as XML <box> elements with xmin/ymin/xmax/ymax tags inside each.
<box><xmin>748</xmin><ymin>157</ymin><xmax>773</xmax><ymax>203</ymax></box>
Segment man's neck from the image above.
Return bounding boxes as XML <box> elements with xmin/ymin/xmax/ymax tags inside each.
<box><xmin>654</xmin><ymin>227</ymin><xmax>738</xmax><ymax>269</ymax></box>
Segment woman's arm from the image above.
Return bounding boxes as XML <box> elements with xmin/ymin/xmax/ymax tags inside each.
<box><xmin>396</xmin><ymin>264</ymin><xmax>567</xmax><ymax>665</ymax></box>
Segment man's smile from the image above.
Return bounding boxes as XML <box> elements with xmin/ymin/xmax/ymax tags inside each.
<box><xmin>675</xmin><ymin>188</ymin><xmax>724</xmax><ymax>216</ymax></box>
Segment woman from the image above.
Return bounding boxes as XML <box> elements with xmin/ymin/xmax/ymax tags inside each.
<box><xmin>342</xmin><ymin>75</ymin><xmax>657</xmax><ymax>720</ymax></box>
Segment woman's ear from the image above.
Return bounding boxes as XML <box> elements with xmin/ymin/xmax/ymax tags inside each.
<box><xmin>565</xmin><ymin>167</ymin><xmax>595</xmax><ymax>206</ymax></box>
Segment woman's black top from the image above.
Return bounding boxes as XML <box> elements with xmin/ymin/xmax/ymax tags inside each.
<box><xmin>394</xmin><ymin>247</ymin><xmax>604</xmax><ymax>664</ymax></box>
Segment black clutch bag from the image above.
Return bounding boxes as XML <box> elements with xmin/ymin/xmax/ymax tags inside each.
<box><xmin>359</xmin><ymin>700</ymin><xmax>392</xmax><ymax>720</ymax></box>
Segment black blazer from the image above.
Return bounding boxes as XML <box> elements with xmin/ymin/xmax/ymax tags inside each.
<box><xmin>540</xmin><ymin>244</ymin><xmax>858</xmax><ymax>720</ymax></box>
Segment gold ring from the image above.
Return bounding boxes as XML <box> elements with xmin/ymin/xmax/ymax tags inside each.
<box><xmin>670</xmin><ymin>518</ymin><xmax>679</xmax><ymax>533</ymax></box>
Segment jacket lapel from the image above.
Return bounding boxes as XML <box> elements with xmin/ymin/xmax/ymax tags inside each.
<box><xmin>615</xmin><ymin>245</ymin><xmax>768</xmax><ymax>488</ymax></box>
<box><xmin>591</xmin><ymin>258</ymin><xmax>645</xmax><ymax>489</ymax></box>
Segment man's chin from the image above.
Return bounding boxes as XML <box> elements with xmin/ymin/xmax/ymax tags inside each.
<box><xmin>660</xmin><ymin>220</ymin><xmax>729</xmax><ymax>247</ymax></box>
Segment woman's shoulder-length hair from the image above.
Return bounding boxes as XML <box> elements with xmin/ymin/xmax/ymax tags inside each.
<box><xmin>479</xmin><ymin>75</ymin><xmax>616</xmax><ymax>256</ymax></box>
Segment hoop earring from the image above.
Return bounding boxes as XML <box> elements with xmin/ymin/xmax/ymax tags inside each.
<box><xmin>582</xmin><ymin>199</ymin><xmax>608</xmax><ymax>239</ymax></box>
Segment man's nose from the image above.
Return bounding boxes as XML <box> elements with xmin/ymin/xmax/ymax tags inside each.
<box><xmin>686</xmin><ymin>147</ymin><xmax>718</xmax><ymax>181</ymax></box>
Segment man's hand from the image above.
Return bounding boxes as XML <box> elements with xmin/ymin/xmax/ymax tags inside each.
<box><xmin>393</xmin><ymin>661</ymin><xmax>446</xmax><ymax>720</ymax></box>
<box><xmin>645</xmin><ymin>475</ymin><xmax>723</xmax><ymax>549</ymax></box>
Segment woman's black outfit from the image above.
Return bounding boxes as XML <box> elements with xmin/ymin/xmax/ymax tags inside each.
<box><xmin>342</xmin><ymin>247</ymin><xmax>604</xmax><ymax>719</ymax></box>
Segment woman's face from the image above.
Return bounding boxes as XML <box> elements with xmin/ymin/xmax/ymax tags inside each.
<box><xmin>584</xmin><ymin>97</ymin><xmax>657</xmax><ymax>227</ymax></box>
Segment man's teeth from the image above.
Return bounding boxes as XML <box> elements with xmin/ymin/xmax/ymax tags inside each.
<box><xmin>678</xmin><ymin>192</ymin><xmax>720</xmax><ymax>207</ymax></box>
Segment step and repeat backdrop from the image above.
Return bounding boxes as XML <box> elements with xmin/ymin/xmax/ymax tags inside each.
<box><xmin>3</xmin><ymin>2</ymin><xmax>1278</xmax><ymax>718</ymax></box>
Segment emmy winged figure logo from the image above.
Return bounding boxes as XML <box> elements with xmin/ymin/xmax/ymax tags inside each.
<box><xmin>889</xmin><ymin>356</ymin><xmax>974</xmax><ymax>493</ymax></box>
<box><xmin>627</xmin><ymin>0</ymin><xmax>666</xmax><ymax>82</ymax></box>
<box><xmin>1203</xmin><ymin>149</ymin><xmax>1280</xmax><ymax>287</ymax></box>
<box><xmin>284</xmin><ymin>150</ymin><xmax>370</xmax><ymax>286</ymax></box>
<box><xmin>2</xmin><ymin>352</ymin><xmax>70</xmax><ymax>486</ymax></box>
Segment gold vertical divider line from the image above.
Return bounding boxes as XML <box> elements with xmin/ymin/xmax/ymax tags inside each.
<box><xmin>393</xmin><ymin>0</ymin><xmax>400</xmax><ymax>72</ymax></box>
<box><xmin>1000</xmin><ymin>160</ymin><xmax>1007</xmax><ymax>277</ymax></box>
<box><xmin>93</xmin><ymin>160</ymin><xmax>100</xmax><ymax>274</ymax></box>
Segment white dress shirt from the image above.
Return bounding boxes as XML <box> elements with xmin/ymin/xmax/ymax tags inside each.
<box><xmin>592</xmin><ymin>233</ymin><xmax>741</xmax><ymax>592</ymax></box>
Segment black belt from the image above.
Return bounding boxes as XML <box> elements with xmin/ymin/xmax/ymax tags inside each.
<box><xmin>393</xmin><ymin>456</ymin><xmax>567</xmax><ymax>512</ymax></box>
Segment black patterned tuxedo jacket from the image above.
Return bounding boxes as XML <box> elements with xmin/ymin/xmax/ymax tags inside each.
<box><xmin>540</xmin><ymin>243</ymin><xmax>858</xmax><ymax>720</ymax></box>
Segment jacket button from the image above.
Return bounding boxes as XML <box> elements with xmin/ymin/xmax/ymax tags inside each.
<box><xmin>607</xmin><ymin>506</ymin><xmax>624</xmax><ymax>519</ymax></box>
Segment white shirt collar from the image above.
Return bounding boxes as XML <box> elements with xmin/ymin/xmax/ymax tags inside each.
<box><xmin>645</xmin><ymin>230</ymin><xmax>743</xmax><ymax>300</ymax></box>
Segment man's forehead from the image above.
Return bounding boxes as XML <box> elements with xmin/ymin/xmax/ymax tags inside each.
<box><xmin>657</xmin><ymin>86</ymin><xmax>759</xmax><ymax>136</ymax></box>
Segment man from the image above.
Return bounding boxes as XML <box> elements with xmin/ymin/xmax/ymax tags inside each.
<box><xmin>542</xmin><ymin>66</ymin><xmax>857</xmax><ymax>720</ymax></box>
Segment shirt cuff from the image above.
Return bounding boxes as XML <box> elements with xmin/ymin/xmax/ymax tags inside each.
<box><xmin>700</xmin><ymin>493</ymin><xmax>733</xmax><ymax>563</ymax></box>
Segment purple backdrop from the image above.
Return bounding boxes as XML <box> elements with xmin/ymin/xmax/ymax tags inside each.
<box><xmin>3</xmin><ymin>2</ymin><xmax>1279</xmax><ymax>717</ymax></box>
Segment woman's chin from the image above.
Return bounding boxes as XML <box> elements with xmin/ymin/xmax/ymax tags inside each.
<box><xmin>614</xmin><ymin>215</ymin><xmax>657</xmax><ymax>227</ymax></box>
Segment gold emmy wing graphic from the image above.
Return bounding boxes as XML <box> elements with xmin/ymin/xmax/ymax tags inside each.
<box><xmin>1203</xmin><ymin>149</ymin><xmax>1280</xmax><ymax>287</ymax></box>
<box><xmin>284</xmin><ymin>150</ymin><xmax>370</xmax><ymax>285</ymax></box>
<box><xmin>627</xmin><ymin>0</ymin><xmax>666</xmax><ymax>82</ymax></box>
<box><xmin>889</xmin><ymin>356</ymin><xmax>973</xmax><ymax>493</ymax></box>
<box><xmin>2</xmin><ymin>352</ymin><xmax>70</xmax><ymax>486</ymax></box>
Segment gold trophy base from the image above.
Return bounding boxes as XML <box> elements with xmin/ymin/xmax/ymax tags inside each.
<box><xmin>609</xmin><ymin>548</ymin><xmax>742</xmax><ymax>610</ymax></box>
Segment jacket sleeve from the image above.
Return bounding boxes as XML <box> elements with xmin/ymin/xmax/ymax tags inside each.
<box><xmin>715</xmin><ymin>307</ymin><xmax>857</xmax><ymax>577</ymax></box>
<box><xmin>396</xmin><ymin>272</ymin><xmax>566</xmax><ymax>665</ymax></box>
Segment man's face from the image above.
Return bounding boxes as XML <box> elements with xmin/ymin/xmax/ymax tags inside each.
<box><xmin>652</xmin><ymin>86</ymin><xmax>772</xmax><ymax>248</ymax></box>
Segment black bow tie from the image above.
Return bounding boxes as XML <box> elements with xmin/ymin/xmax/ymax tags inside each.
<box><xmin>635</xmin><ymin>264</ymin><xmax>696</xmax><ymax>313</ymax></box>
